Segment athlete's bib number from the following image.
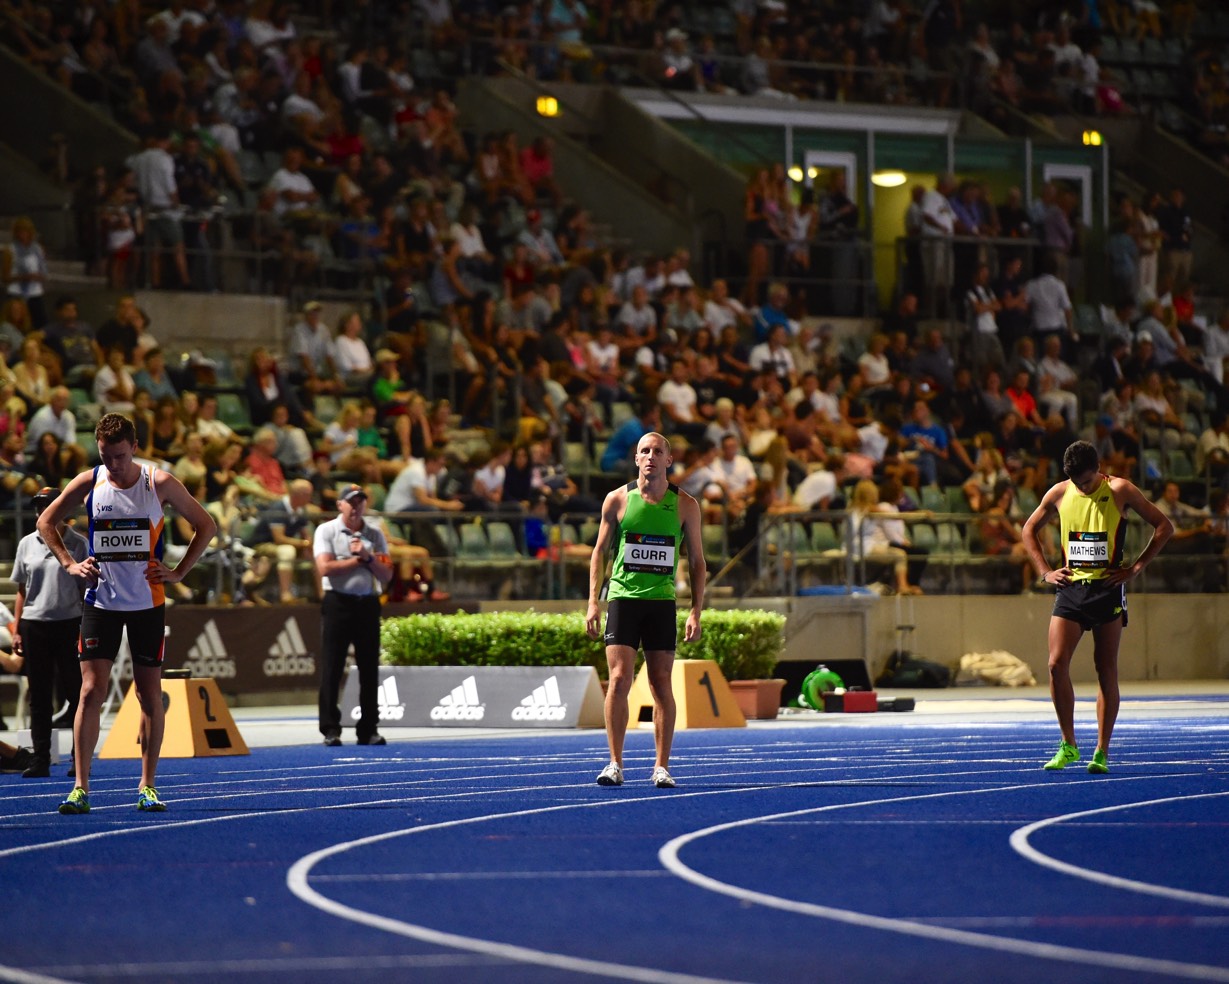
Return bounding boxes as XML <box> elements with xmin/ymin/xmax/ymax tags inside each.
<box><xmin>94</xmin><ymin>518</ymin><xmax>153</xmax><ymax>562</ymax></box>
<box><xmin>1067</xmin><ymin>530</ymin><xmax>1109</xmax><ymax>568</ymax></box>
<box><xmin>622</xmin><ymin>533</ymin><xmax>676</xmax><ymax>576</ymax></box>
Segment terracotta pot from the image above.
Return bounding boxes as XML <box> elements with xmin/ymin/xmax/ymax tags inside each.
<box><xmin>728</xmin><ymin>678</ymin><xmax>786</xmax><ymax>720</ymax></box>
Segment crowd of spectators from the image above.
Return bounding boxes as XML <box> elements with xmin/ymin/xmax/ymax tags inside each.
<box><xmin>2</xmin><ymin>0</ymin><xmax>1229</xmax><ymax>595</ymax></box>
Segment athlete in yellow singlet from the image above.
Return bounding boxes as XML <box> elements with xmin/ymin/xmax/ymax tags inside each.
<box><xmin>1022</xmin><ymin>441</ymin><xmax>1172</xmax><ymax>774</ymax></box>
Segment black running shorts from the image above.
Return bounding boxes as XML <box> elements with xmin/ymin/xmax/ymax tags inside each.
<box><xmin>79</xmin><ymin>605</ymin><xmax>167</xmax><ymax>667</ymax></box>
<box><xmin>1052</xmin><ymin>579</ymin><xmax>1127</xmax><ymax>631</ymax></box>
<box><xmin>603</xmin><ymin>598</ymin><xmax>677</xmax><ymax>652</ymax></box>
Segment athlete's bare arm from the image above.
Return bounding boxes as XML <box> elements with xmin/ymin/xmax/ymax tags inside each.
<box><xmin>1021</xmin><ymin>480</ymin><xmax>1070</xmax><ymax>585</ymax></box>
<box><xmin>585</xmin><ymin>486</ymin><xmax>627</xmax><ymax>640</ymax></box>
<box><xmin>36</xmin><ymin>471</ymin><xmax>99</xmax><ymax>583</ymax></box>
<box><xmin>1106</xmin><ymin>477</ymin><xmax>1173</xmax><ymax>585</ymax></box>
<box><xmin>678</xmin><ymin>489</ymin><xmax>706</xmax><ymax>642</ymax></box>
<box><xmin>153</xmin><ymin>470</ymin><xmax>218</xmax><ymax>584</ymax></box>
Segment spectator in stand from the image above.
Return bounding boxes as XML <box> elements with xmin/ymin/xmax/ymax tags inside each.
<box><xmin>751</xmin><ymin>281</ymin><xmax>791</xmax><ymax>344</ymax></box>
<box><xmin>244</xmin><ymin>346</ymin><xmax>316</xmax><ymax>430</ymax></box>
<box><xmin>850</xmin><ymin>478</ymin><xmax>923</xmax><ymax>594</ymax></box>
<box><xmin>1037</xmin><ymin>334</ymin><xmax>1080</xmax><ymax>431</ymax></box>
<box><xmin>966</xmin><ymin>262</ymin><xmax>1005</xmax><ymax>376</ymax></box>
<box><xmin>13</xmin><ymin>337</ymin><xmax>51</xmax><ymax>408</ymax></box>
<box><xmin>332</xmin><ymin>311</ymin><xmax>374</xmax><ymax>390</ymax></box>
<box><xmin>1157</xmin><ymin>185</ymin><xmax>1193</xmax><ymax>292</ymax></box>
<box><xmin>289</xmin><ymin>300</ymin><xmax>342</xmax><ymax>396</ymax></box>
<box><xmin>239</xmin><ymin>427</ymin><xmax>289</xmax><ymax>502</ymax></box>
<box><xmin>95</xmin><ymin>297</ymin><xmax>145</xmax><ymax>366</ymax></box>
<box><xmin>92</xmin><ymin>345</ymin><xmax>137</xmax><ymax>415</ymax></box>
<box><xmin>657</xmin><ymin>357</ymin><xmax>708</xmax><ymax>443</ymax></box>
<box><xmin>24</xmin><ymin>386</ymin><xmax>75</xmax><ymax>456</ymax></box>
<box><xmin>920</xmin><ymin>174</ymin><xmax>957</xmax><ymax>316</ymax></box>
<box><xmin>519</xmin><ymin>208</ymin><xmax>566</xmax><ymax>272</ymax></box>
<box><xmin>1136</xmin><ymin>190</ymin><xmax>1163</xmax><ymax>302</ymax></box>
<box><xmin>703</xmin><ymin>278</ymin><xmax>751</xmax><ymax>336</ymax></box>
<box><xmin>2</xmin><ymin>216</ymin><xmax>49</xmax><ymax>329</ymax></box>
<box><xmin>1195</xmin><ymin>410</ymin><xmax>1229</xmax><ymax>487</ymax></box>
<box><xmin>1036</xmin><ymin>181</ymin><xmax>1074</xmax><ymax>287</ymax></box>
<box><xmin>520</xmin><ymin>135</ymin><xmax>563</xmax><ymax>207</ymax></box>
<box><xmin>712</xmin><ymin>433</ymin><xmax>758</xmax><ymax>512</ymax></box>
<box><xmin>1134</xmin><ymin>369</ymin><xmax>1195</xmax><ymax>453</ymax></box>
<box><xmin>194</xmin><ymin>393</ymin><xmax>238</xmax><ymax>446</ymax></box>
<box><xmin>750</xmin><ymin>323</ymin><xmax>798</xmax><ymax>391</ymax></box>
<box><xmin>1026</xmin><ymin>254</ymin><xmax>1075</xmax><ymax>356</ymax></box>
<box><xmin>994</xmin><ymin>253</ymin><xmax>1030</xmax><ymax>354</ymax></box>
<box><xmin>244</xmin><ymin>478</ymin><xmax>317</xmax><ymax>605</ymax></box>
<box><xmin>265</xmin><ymin>146</ymin><xmax>321</xmax><ymax>218</ymax></box>
<box><xmin>911</xmin><ymin>328</ymin><xmax>956</xmax><ymax>394</ymax></box>
<box><xmin>131</xmin><ymin>347</ymin><xmax>177</xmax><ymax>403</ymax></box>
<box><xmin>742</xmin><ymin>35</ymin><xmax>793</xmax><ymax>100</ymax></box>
<box><xmin>41</xmin><ymin>296</ymin><xmax>100</xmax><ymax>387</ymax></box>
<box><xmin>899</xmin><ymin>399</ymin><xmax>951</xmax><ymax>488</ymax></box>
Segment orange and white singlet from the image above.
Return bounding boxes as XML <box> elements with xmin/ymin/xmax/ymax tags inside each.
<box><xmin>85</xmin><ymin>463</ymin><xmax>166</xmax><ymax>610</ymax></box>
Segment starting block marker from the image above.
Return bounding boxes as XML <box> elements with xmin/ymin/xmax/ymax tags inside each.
<box><xmin>626</xmin><ymin>658</ymin><xmax>746</xmax><ymax>730</ymax></box>
<box><xmin>99</xmin><ymin>676</ymin><xmax>249</xmax><ymax>759</ymax></box>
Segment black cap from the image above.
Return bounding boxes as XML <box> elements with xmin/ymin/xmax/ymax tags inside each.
<box><xmin>31</xmin><ymin>486</ymin><xmax>58</xmax><ymax>511</ymax></box>
<box><xmin>339</xmin><ymin>484</ymin><xmax>368</xmax><ymax>504</ymax></box>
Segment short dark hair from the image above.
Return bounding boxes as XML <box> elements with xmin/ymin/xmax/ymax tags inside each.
<box><xmin>1062</xmin><ymin>440</ymin><xmax>1099</xmax><ymax>478</ymax></box>
<box><xmin>96</xmin><ymin>412</ymin><xmax>136</xmax><ymax>446</ymax></box>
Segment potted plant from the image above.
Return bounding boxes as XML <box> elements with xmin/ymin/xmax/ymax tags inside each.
<box><xmin>678</xmin><ymin>610</ymin><xmax>787</xmax><ymax>720</ymax></box>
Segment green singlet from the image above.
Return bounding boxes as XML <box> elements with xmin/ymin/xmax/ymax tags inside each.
<box><xmin>1057</xmin><ymin>475</ymin><xmax>1125</xmax><ymax>583</ymax></box>
<box><xmin>607</xmin><ymin>482</ymin><xmax>683</xmax><ymax>601</ymax></box>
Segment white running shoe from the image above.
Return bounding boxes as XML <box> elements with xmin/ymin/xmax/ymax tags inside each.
<box><xmin>596</xmin><ymin>762</ymin><xmax>624</xmax><ymax>786</ymax></box>
<box><xmin>651</xmin><ymin>766</ymin><xmax>676</xmax><ymax>788</ymax></box>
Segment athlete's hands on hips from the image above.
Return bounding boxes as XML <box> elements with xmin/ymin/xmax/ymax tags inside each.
<box><xmin>1041</xmin><ymin>566</ymin><xmax>1074</xmax><ymax>586</ymax></box>
<box><xmin>684</xmin><ymin>610</ymin><xmax>701</xmax><ymax>643</ymax></box>
<box><xmin>145</xmin><ymin>560</ymin><xmax>182</xmax><ymax>584</ymax></box>
<box><xmin>67</xmin><ymin>556</ymin><xmax>99</xmax><ymax>587</ymax></box>
<box><xmin>585</xmin><ymin>601</ymin><xmax>601</xmax><ymax>640</ymax></box>
<box><xmin>1104</xmin><ymin>563</ymin><xmax>1139</xmax><ymax>586</ymax></box>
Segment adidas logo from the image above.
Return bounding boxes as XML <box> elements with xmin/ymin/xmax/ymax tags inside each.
<box><xmin>263</xmin><ymin>617</ymin><xmax>317</xmax><ymax>677</ymax></box>
<box><xmin>430</xmin><ymin>675</ymin><xmax>485</xmax><ymax>721</ymax></box>
<box><xmin>184</xmin><ymin>619</ymin><xmax>237</xmax><ymax>679</ymax></box>
<box><xmin>353</xmin><ymin>675</ymin><xmax>405</xmax><ymax>721</ymax></box>
<box><xmin>511</xmin><ymin>675</ymin><xmax>567</xmax><ymax>722</ymax></box>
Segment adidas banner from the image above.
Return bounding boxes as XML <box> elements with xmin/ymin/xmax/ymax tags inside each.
<box><xmin>161</xmin><ymin>603</ymin><xmax>468</xmax><ymax>694</ymax></box>
<box><xmin>339</xmin><ymin>666</ymin><xmax>605</xmax><ymax>729</ymax></box>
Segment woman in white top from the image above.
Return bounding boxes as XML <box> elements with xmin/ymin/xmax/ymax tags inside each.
<box><xmin>2</xmin><ymin>217</ymin><xmax>48</xmax><ymax>328</ymax></box>
<box><xmin>332</xmin><ymin>311</ymin><xmax>373</xmax><ymax>388</ymax></box>
<box><xmin>849</xmin><ymin>479</ymin><xmax>922</xmax><ymax>594</ymax></box>
<box><xmin>857</xmin><ymin>332</ymin><xmax>892</xmax><ymax>391</ymax></box>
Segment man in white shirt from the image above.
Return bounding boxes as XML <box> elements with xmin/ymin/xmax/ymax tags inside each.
<box><xmin>921</xmin><ymin>174</ymin><xmax>956</xmax><ymax>314</ymax></box>
<box><xmin>1037</xmin><ymin>333</ymin><xmax>1080</xmax><ymax>430</ymax></box>
<box><xmin>657</xmin><ymin>358</ymin><xmax>706</xmax><ymax>442</ymax></box>
<box><xmin>712</xmin><ymin>434</ymin><xmax>757</xmax><ymax>508</ymax></box>
<box><xmin>616</xmin><ymin>285</ymin><xmax>658</xmax><ymax>353</ymax></box>
<box><xmin>966</xmin><ymin>261</ymin><xmax>1005</xmax><ymax>375</ymax></box>
<box><xmin>24</xmin><ymin>387</ymin><xmax>77</xmax><ymax>455</ymax></box>
<box><xmin>702</xmin><ymin>278</ymin><xmax>750</xmax><ymax>334</ymax></box>
<box><xmin>288</xmin><ymin>300</ymin><xmax>341</xmax><ymax>394</ymax></box>
<box><xmin>749</xmin><ymin>324</ymin><xmax>798</xmax><ymax>389</ymax></box>
<box><xmin>1026</xmin><ymin>256</ymin><xmax>1075</xmax><ymax>354</ymax></box>
<box><xmin>265</xmin><ymin>146</ymin><xmax>320</xmax><ymax>217</ymax></box>
<box><xmin>127</xmin><ymin>128</ymin><xmax>189</xmax><ymax>288</ymax></box>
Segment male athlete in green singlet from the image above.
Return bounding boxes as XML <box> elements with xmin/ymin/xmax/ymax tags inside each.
<box><xmin>1022</xmin><ymin>441</ymin><xmax>1172</xmax><ymax>774</ymax></box>
<box><xmin>586</xmin><ymin>432</ymin><xmax>705</xmax><ymax>788</ymax></box>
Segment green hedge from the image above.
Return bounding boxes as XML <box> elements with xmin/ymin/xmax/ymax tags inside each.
<box><xmin>381</xmin><ymin>608</ymin><xmax>786</xmax><ymax>680</ymax></box>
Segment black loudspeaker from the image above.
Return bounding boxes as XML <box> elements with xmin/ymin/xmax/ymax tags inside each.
<box><xmin>776</xmin><ymin>658</ymin><xmax>873</xmax><ymax>704</ymax></box>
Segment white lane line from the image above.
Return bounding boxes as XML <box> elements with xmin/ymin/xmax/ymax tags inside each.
<box><xmin>285</xmin><ymin>774</ymin><xmax>1184</xmax><ymax>984</ymax></box>
<box><xmin>658</xmin><ymin>779</ymin><xmax>1229</xmax><ymax>983</ymax></box>
<box><xmin>1009</xmin><ymin>791</ymin><xmax>1229</xmax><ymax>907</ymax></box>
<box><xmin>0</xmin><ymin>966</ymin><xmax>77</xmax><ymax>984</ymax></box>
<box><xmin>287</xmin><ymin>789</ymin><xmax>782</xmax><ymax>984</ymax></box>
<box><xmin>32</xmin><ymin>953</ymin><xmax>504</xmax><ymax>978</ymax></box>
<box><xmin>311</xmin><ymin>869</ymin><xmax>670</xmax><ymax>882</ymax></box>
